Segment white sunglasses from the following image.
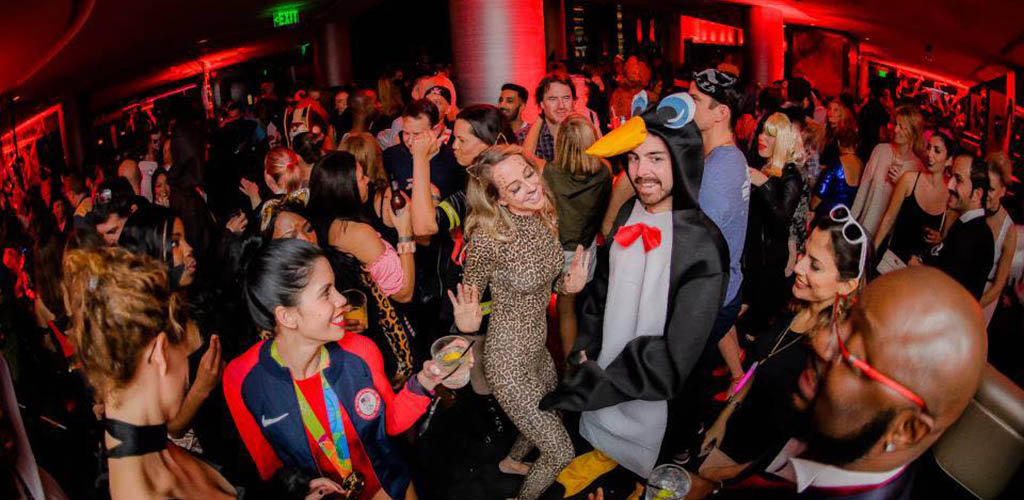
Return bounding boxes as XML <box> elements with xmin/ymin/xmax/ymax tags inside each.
<box><xmin>829</xmin><ymin>204</ymin><xmax>867</xmax><ymax>280</ymax></box>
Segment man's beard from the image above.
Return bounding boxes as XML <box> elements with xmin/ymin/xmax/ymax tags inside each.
<box><xmin>948</xmin><ymin>189</ymin><xmax>964</xmax><ymax>212</ymax></box>
<box><xmin>632</xmin><ymin>175</ymin><xmax>671</xmax><ymax>207</ymax></box>
<box><xmin>801</xmin><ymin>409</ymin><xmax>896</xmax><ymax>466</ymax></box>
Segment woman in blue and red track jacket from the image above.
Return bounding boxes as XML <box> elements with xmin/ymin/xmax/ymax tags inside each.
<box><xmin>224</xmin><ymin>239</ymin><xmax>451</xmax><ymax>500</ymax></box>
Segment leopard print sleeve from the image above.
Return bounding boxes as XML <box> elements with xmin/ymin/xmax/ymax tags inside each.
<box><xmin>462</xmin><ymin>233</ymin><xmax>496</xmax><ymax>293</ymax></box>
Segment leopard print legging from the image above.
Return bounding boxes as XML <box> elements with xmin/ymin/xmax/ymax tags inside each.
<box><xmin>464</xmin><ymin>213</ymin><xmax>573</xmax><ymax>500</ymax></box>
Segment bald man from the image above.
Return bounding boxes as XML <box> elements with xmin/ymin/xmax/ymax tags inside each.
<box><xmin>117</xmin><ymin>158</ymin><xmax>142</xmax><ymax>196</ymax></box>
<box><xmin>695</xmin><ymin>267</ymin><xmax>987</xmax><ymax>499</ymax></box>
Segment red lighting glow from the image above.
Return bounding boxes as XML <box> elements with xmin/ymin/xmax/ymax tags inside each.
<box><xmin>1</xmin><ymin>104</ymin><xmax>63</xmax><ymax>147</ymax></box>
<box><xmin>680</xmin><ymin>16</ymin><xmax>744</xmax><ymax>47</ymax></box>
<box><xmin>120</xmin><ymin>83</ymin><xmax>198</xmax><ymax>114</ymax></box>
<box><xmin>448</xmin><ymin>0</ymin><xmax>546</xmax><ymax>119</ymax></box>
<box><xmin>867</xmin><ymin>57</ymin><xmax>970</xmax><ymax>90</ymax></box>
<box><xmin>1</xmin><ymin>104</ymin><xmax>65</xmax><ymax>184</ymax></box>
<box><xmin>90</xmin><ymin>33</ymin><xmax>304</xmax><ymax>110</ymax></box>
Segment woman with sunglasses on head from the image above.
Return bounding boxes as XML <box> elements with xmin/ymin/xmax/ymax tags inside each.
<box><xmin>872</xmin><ymin>130</ymin><xmax>952</xmax><ymax>266</ymax></box>
<box><xmin>448</xmin><ymin>145</ymin><xmax>590</xmax><ymax>500</ymax></box>
<box><xmin>223</xmin><ymin>239</ymin><xmax>448</xmax><ymax>500</ymax></box>
<box><xmin>63</xmin><ymin>246</ymin><xmax>237</xmax><ymax>500</ymax></box>
<box><xmin>307</xmin><ymin>151</ymin><xmax>415</xmax><ymax>304</ymax></box>
<box><xmin>700</xmin><ymin>205</ymin><xmax>871</xmax><ymax>470</ymax></box>
<box><xmin>258</xmin><ymin>198</ymin><xmax>417</xmax><ymax>387</ymax></box>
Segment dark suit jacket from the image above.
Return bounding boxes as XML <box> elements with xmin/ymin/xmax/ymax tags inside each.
<box><xmin>925</xmin><ymin>215</ymin><xmax>994</xmax><ymax>300</ymax></box>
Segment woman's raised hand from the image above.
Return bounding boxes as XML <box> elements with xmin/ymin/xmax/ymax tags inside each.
<box><xmin>562</xmin><ymin>245</ymin><xmax>592</xmax><ymax>294</ymax></box>
<box><xmin>447</xmin><ymin>283</ymin><xmax>482</xmax><ymax>333</ymax></box>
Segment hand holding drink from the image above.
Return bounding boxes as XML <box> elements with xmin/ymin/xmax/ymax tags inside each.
<box><xmin>645</xmin><ymin>464</ymin><xmax>691</xmax><ymax>500</ymax></box>
<box><xmin>429</xmin><ymin>335</ymin><xmax>474</xmax><ymax>389</ymax></box>
<box><xmin>340</xmin><ymin>289</ymin><xmax>367</xmax><ymax>333</ymax></box>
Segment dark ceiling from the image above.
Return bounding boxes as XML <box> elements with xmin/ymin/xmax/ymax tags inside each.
<box><xmin>2</xmin><ymin>0</ymin><xmax>1023</xmax><ymax>110</ymax></box>
<box><xmin>0</xmin><ymin>0</ymin><xmax>360</xmax><ymax>104</ymax></box>
<box><xmin>0</xmin><ymin>0</ymin><xmax>87</xmax><ymax>95</ymax></box>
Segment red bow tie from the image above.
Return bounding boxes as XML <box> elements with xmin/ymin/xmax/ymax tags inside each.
<box><xmin>614</xmin><ymin>223</ymin><xmax>662</xmax><ymax>253</ymax></box>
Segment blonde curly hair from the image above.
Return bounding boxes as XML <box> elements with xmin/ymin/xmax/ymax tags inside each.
<box><xmin>62</xmin><ymin>247</ymin><xmax>186</xmax><ymax>400</ymax></box>
<box><xmin>465</xmin><ymin>145</ymin><xmax>557</xmax><ymax>242</ymax></box>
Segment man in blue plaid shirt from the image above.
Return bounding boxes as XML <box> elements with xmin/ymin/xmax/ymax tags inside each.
<box><xmin>518</xmin><ymin>73</ymin><xmax>576</xmax><ymax>162</ymax></box>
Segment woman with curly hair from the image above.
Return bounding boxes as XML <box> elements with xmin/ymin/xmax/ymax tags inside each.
<box><xmin>62</xmin><ymin>247</ymin><xmax>242</xmax><ymax>499</ymax></box>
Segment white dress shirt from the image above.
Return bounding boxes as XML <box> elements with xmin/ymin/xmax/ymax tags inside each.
<box><xmin>765</xmin><ymin>439</ymin><xmax>906</xmax><ymax>493</ymax></box>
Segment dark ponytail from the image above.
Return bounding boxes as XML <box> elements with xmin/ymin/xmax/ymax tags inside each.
<box><xmin>243</xmin><ymin>238</ymin><xmax>325</xmax><ymax>332</ymax></box>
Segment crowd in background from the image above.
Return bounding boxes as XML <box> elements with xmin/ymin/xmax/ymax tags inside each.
<box><xmin>0</xmin><ymin>48</ymin><xmax>1019</xmax><ymax>500</ymax></box>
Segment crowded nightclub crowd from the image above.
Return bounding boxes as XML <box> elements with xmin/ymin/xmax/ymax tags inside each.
<box><xmin>0</xmin><ymin>52</ymin><xmax>1019</xmax><ymax>500</ymax></box>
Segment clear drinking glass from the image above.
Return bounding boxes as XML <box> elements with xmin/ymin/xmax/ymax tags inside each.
<box><xmin>645</xmin><ymin>464</ymin><xmax>691</xmax><ymax>500</ymax></box>
<box><xmin>429</xmin><ymin>335</ymin><xmax>472</xmax><ymax>389</ymax></box>
<box><xmin>340</xmin><ymin>289</ymin><xmax>367</xmax><ymax>329</ymax></box>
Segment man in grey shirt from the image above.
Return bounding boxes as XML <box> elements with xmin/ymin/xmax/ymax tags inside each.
<box><xmin>689</xmin><ymin>69</ymin><xmax>750</xmax><ymax>360</ymax></box>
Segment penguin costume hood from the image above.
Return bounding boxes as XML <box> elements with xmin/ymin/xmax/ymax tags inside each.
<box><xmin>585</xmin><ymin>90</ymin><xmax>706</xmax><ymax>211</ymax></box>
<box><xmin>541</xmin><ymin>90</ymin><xmax>729</xmax><ymax>466</ymax></box>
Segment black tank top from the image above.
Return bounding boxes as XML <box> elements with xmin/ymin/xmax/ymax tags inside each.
<box><xmin>888</xmin><ymin>173</ymin><xmax>944</xmax><ymax>262</ymax></box>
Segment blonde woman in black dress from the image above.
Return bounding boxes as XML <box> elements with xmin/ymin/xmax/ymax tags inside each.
<box><xmin>449</xmin><ymin>145</ymin><xmax>590</xmax><ymax>500</ymax></box>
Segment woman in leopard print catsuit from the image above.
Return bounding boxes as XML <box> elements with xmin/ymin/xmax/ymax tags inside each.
<box><xmin>452</xmin><ymin>145</ymin><xmax>589</xmax><ymax>500</ymax></box>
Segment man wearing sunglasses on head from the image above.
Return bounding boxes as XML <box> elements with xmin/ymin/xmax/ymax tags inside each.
<box><xmin>691</xmin><ymin>267</ymin><xmax>987</xmax><ymax>499</ymax></box>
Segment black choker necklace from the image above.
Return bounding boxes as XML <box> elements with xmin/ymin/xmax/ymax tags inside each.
<box><xmin>105</xmin><ymin>418</ymin><xmax>168</xmax><ymax>458</ymax></box>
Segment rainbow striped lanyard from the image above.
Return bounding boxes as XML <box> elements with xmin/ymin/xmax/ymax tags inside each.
<box><xmin>271</xmin><ymin>342</ymin><xmax>353</xmax><ymax>478</ymax></box>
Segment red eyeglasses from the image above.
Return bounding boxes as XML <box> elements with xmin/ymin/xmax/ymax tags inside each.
<box><xmin>831</xmin><ymin>301</ymin><xmax>929</xmax><ymax>412</ymax></box>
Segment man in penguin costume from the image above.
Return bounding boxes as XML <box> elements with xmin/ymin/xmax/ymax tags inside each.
<box><xmin>540</xmin><ymin>90</ymin><xmax>729</xmax><ymax>495</ymax></box>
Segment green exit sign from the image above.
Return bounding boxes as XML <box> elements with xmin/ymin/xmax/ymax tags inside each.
<box><xmin>273</xmin><ymin>8</ymin><xmax>300</xmax><ymax>27</ymax></box>
<box><xmin>878</xmin><ymin>69</ymin><xmax>888</xmax><ymax>78</ymax></box>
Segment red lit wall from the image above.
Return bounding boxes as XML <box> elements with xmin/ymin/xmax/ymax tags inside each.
<box><xmin>748</xmin><ymin>6</ymin><xmax>785</xmax><ymax>86</ymax></box>
<box><xmin>789</xmin><ymin>29</ymin><xmax>853</xmax><ymax>98</ymax></box>
<box><xmin>679</xmin><ymin>16</ymin><xmax>743</xmax><ymax>47</ymax></box>
<box><xmin>449</xmin><ymin>0</ymin><xmax>547</xmax><ymax>120</ymax></box>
